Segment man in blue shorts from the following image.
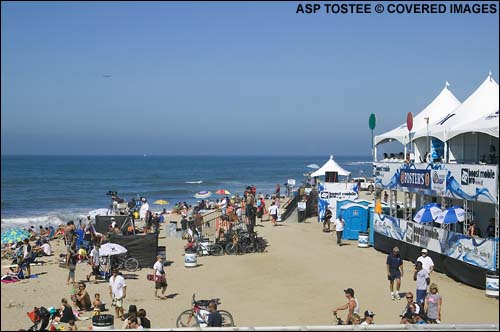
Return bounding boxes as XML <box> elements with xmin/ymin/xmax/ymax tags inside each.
<box><xmin>386</xmin><ymin>246</ymin><xmax>404</xmax><ymax>300</ymax></box>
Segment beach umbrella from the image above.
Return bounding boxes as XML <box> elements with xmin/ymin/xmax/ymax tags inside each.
<box><xmin>154</xmin><ymin>199</ymin><xmax>170</xmax><ymax>205</ymax></box>
<box><xmin>307</xmin><ymin>164</ymin><xmax>320</xmax><ymax>169</ymax></box>
<box><xmin>413</xmin><ymin>203</ymin><xmax>442</xmax><ymax>223</ymax></box>
<box><xmin>435</xmin><ymin>206</ymin><xmax>466</xmax><ymax>225</ymax></box>
<box><xmin>99</xmin><ymin>243</ymin><xmax>127</xmax><ymax>256</ymax></box>
<box><xmin>1</xmin><ymin>228</ymin><xmax>31</xmax><ymax>244</ymax></box>
<box><xmin>194</xmin><ymin>191</ymin><xmax>212</xmax><ymax>199</ymax></box>
<box><xmin>215</xmin><ymin>189</ymin><xmax>231</xmax><ymax>195</ymax></box>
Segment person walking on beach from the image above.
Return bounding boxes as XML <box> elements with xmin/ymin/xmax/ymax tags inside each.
<box><xmin>333</xmin><ymin>288</ymin><xmax>359</xmax><ymax>325</ymax></box>
<box><xmin>297</xmin><ymin>196</ymin><xmax>307</xmax><ymax>223</ymax></box>
<box><xmin>268</xmin><ymin>202</ymin><xmax>279</xmax><ymax>226</ymax></box>
<box><xmin>275</xmin><ymin>183</ymin><xmax>281</xmax><ymax>199</ymax></box>
<box><xmin>67</xmin><ymin>248</ymin><xmax>78</xmax><ymax>285</ymax></box>
<box><xmin>109</xmin><ymin>269</ymin><xmax>127</xmax><ymax>320</ymax></box>
<box><xmin>332</xmin><ymin>215</ymin><xmax>345</xmax><ymax>246</ymax></box>
<box><xmin>414</xmin><ymin>261</ymin><xmax>430</xmax><ymax>306</ymax></box>
<box><xmin>386</xmin><ymin>246</ymin><xmax>404</xmax><ymax>300</ymax></box>
<box><xmin>153</xmin><ymin>255</ymin><xmax>167</xmax><ymax>299</ymax></box>
<box><xmin>323</xmin><ymin>208</ymin><xmax>333</xmax><ymax>232</ymax></box>
<box><xmin>424</xmin><ymin>283</ymin><xmax>442</xmax><ymax>324</ymax></box>
<box><xmin>417</xmin><ymin>249</ymin><xmax>434</xmax><ymax>274</ymax></box>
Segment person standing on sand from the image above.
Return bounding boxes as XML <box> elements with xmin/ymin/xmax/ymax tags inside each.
<box><xmin>275</xmin><ymin>183</ymin><xmax>281</xmax><ymax>199</ymax></box>
<box><xmin>414</xmin><ymin>261</ymin><xmax>430</xmax><ymax>306</ymax></box>
<box><xmin>333</xmin><ymin>288</ymin><xmax>359</xmax><ymax>325</ymax></box>
<box><xmin>332</xmin><ymin>215</ymin><xmax>345</xmax><ymax>246</ymax></box>
<box><xmin>87</xmin><ymin>243</ymin><xmax>100</xmax><ymax>284</ymax></box>
<box><xmin>424</xmin><ymin>283</ymin><xmax>442</xmax><ymax>324</ymax></box>
<box><xmin>417</xmin><ymin>249</ymin><xmax>434</xmax><ymax>274</ymax></box>
<box><xmin>153</xmin><ymin>256</ymin><xmax>167</xmax><ymax>299</ymax></box>
<box><xmin>109</xmin><ymin>269</ymin><xmax>127</xmax><ymax>320</ymax></box>
<box><xmin>386</xmin><ymin>246</ymin><xmax>404</xmax><ymax>300</ymax></box>
<box><xmin>323</xmin><ymin>208</ymin><xmax>333</xmax><ymax>232</ymax></box>
<box><xmin>268</xmin><ymin>202</ymin><xmax>279</xmax><ymax>226</ymax></box>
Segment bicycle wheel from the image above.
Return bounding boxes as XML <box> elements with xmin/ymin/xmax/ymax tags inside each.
<box><xmin>225</xmin><ymin>242</ymin><xmax>238</xmax><ymax>255</ymax></box>
<box><xmin>210</xmin><ymin>244</ymin><xmax>224</xmax><ymax>256</ymax></box>
<box><xmin>124</xmin><ymin>257</ymin><xmax>139</xmax><ymax>272</ymax></box>
<box><xmin>176</xmin><ymin>309</ymin><xmax>199</xmax><ymax>328</ymax></box>
<box><xmin>219</xmin><ymin>310</ymin><xmax>235</xmax><ymax>327</ymax></box>
<box><xmin>244</xmin><ymin>242</ymin><xmax>256</xmax><ymax>254</ymax></box>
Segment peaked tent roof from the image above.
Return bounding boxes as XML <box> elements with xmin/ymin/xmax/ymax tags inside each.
<box><xmin>414</xmin><ymin>74</ymin><xmax>499</xmax><ymax>142</ymax></box>
<box><xmin>374</xmin><ymin>83</ymin><xmax>461</xmax><ymax>146</ymax></box>
<box><xmin>446</xmin><ymin>110</ymin><xmax>499</xmax><ymax>140</ymax></box>
<box><xmin>311</xmin><ymin>155</ymin><xmax>350</xmax><ymax>177</ymax></box>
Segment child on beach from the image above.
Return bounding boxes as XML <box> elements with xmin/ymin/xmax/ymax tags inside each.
<box><xmin>93</xmin><ymin>293</ymin><xmax>102</xmax><ymax>316</ymax></box>
<box><xmin>67</xmin><ymin>319</ymin><xmax>77</xmax><ymax>330</ymax></box>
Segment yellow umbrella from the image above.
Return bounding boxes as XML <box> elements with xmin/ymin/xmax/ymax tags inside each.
<box><xmin>154</xmin><ymin>199</ymin><xmax>169</xmax><ymax>205</ymax></box>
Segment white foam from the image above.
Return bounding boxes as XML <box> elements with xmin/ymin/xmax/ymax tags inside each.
<box><xmin>1</xmin><ymin>208</ymin><xmax>105</xmax><ymax>230</ymax></box>
<box><xmin>185</xmin><ymin>181</ymin><xmax>203</xmax><ymax>184</ymax></box>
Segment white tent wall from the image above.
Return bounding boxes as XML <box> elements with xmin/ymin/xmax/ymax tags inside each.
<box><xmin>413</xmin><ymin>137</ymin><xmax>428</xmax><ymax>162</ymax></box>
<box><xmin>448</xmin><ymin>133</ymin><xmax>498</xmax><ymax>164</ymax></box>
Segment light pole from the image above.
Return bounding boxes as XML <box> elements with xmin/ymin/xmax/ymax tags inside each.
<box><xmin>424</xmin><ymin>117</ymin><xmax>430</xmax><ymax>162</ymax></box>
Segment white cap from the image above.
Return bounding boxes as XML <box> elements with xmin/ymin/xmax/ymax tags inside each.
<box><xmin>421</xmin><ymin>249</ymin><xmax>428</xmax><ymax>253</ymax></box>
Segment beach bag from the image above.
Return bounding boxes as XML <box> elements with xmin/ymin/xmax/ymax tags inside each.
<box><xmin>277</xmin><ymin>215</ymin><xmax>282</xmax><ymax>222</ymax></box>
<box><xmin>146</xmin><ymin>274</ymin><xmax>155</xmax><ymax>281</ymax></box>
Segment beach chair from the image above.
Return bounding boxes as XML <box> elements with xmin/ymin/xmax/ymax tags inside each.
<box><xmin>47</xmin><ymin>227</ymin><xmax>56</xmax><ymax>240</ymax></box>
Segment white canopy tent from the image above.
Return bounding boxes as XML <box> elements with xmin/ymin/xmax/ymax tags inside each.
<box><xmin>374</xmin><ymin>83</ymin><xmax>461</xmax><ymax>147</ymax></box>
<box><xmin>447</xmin><ymin>110</ymin><xmax>499</xmax><ymax>140</ymax></box>
<box><xmin>311</xmin><ymin>155</ymin><xmax>350</xmax><ymax>177</ymax></box>
<box><xmin>414</xmin><ymin>74</ymin><xmax>499</xmax><ymax>142</ymax></box>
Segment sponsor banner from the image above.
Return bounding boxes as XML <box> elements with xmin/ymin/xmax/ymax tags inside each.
<box><xmin>317</xmin><ymin>182</ymin><xmax>358</xmax><ymax>222</ymax></box>
<box><xmin>374</xmin><ymin>214</ymin><xmax>497</xmax><ymax>270</ymax></box>
<box><xmin>374</xmin><ymin>162</ymin><xmax>497</xmax><ymax>204</ymax></box>
<box><xmin>430</xmin><ymin>169</ymin><xmax>447</xmax><ymax>193</ymax></box>
<box><xmin>398</xmin><ymin>169</ymin><xmax>431</xmax><ymax>189</ymax></box>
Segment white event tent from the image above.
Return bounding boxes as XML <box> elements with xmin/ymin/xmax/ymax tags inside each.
<box><xmin>414</xmin><ymin>74</ymin><xmax>499</xmax><ymax>143</ymax></box>
<box><xmin>374</xmin><ymin>83</ymin><xmax>461</xmax><ymax>148</ymax></box>
<box><xmin>311</xmin><ymin>155</ymin><xmax>350</xmax><ymax>177</ymax></box>
<box><xmin>447</xmin><ymin>110</ymin><xmax>499</xmax><ymax>140</ymax></box>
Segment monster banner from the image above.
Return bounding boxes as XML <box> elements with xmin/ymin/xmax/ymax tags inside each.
<box><xmin>374</xmin><ymin>162</ymin><xmax>497</xmax><ymax>204</ymax></box>
<box><xmin>374</xmin><ymin>214</ymin><xmax>497</xmax><ymax>271</ymax></box>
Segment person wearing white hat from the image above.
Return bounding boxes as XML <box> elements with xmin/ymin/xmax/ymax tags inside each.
<box><xmin>417</xmin><ymin>249</ymin><xmax>434</xmax><ymax>274</ymax></box>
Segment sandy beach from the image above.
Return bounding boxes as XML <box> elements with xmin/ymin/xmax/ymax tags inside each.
<box><xmin>1</xmin><ymin>195</ymin><xmax>499</xmax><ymax>330</ymax></box>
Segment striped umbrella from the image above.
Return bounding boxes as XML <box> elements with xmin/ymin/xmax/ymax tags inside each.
<box><xmin>435</xmin><ymin>206</ymin><xmax>466</xmax><ymax>224</ymax></box>
<box><xmin>413</xmin><ymin>203</ymin><xmax>441</xmax><ymax>223</ymax></box>
<box><xmin>194</xmin><ymin>191</ymin><xmax>212</xmax><ymax>199</ymax></box>
<box><xmin>215</xmin><ymin>189</ymin><xmax>231</xmax><ymax>195</ymax></box>
<box><xmin>1</xmin><ymin>228</ymin><xmax>31</xmax><ymax>244</ymax></box>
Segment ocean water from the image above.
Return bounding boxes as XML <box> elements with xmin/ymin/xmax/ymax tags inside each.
<box><xmin>1</xmin><ymin>155</ymin><xmax>372</xmax><ymax>229</ymax></box>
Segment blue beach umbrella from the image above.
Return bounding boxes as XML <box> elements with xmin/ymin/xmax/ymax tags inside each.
<box><xmin>435</xmin><ymin>206</ymin><xmax>466</xmax><ymax>225</ymax></box>
<box><xmin>1</xmin><ymin>228</ymin><xmax>31</xmax><ymax>244</ymax></box>
<box><xmin>194</xmin><ymin>191</ymin><xmax>212</xmax><ymax>199</ymax></box>
<box><xmin>413</xmin><ymin>203</ymin><xmax>442</xmax><ymax>223</ymax></box>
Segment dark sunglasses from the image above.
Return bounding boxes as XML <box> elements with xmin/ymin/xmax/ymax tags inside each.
<box><xmin>406</xmin><ymin>296</ymin><xmax>413</xmax><ymax>299</ymax></box>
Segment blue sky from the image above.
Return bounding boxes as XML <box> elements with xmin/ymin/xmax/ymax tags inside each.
<box><xmin>1</xmin><ymin>1</ymin><xmax>498</xmax><ymax>156</ymax></box>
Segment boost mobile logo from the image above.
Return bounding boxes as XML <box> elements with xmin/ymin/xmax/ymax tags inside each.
<box><xmin>461</xmin><ymin>168</ymin><xmax>469</xmax><ymax>185</ymax></box>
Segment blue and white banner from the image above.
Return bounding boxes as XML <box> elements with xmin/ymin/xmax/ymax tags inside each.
<box><xmin>374</xmin><ymin>214</ymin><xmax>497</xmax><ymax>271</ymax></box>
<box><xmin>318</xmin><ymin>182</ymin><xmax>358</xmax><ymax>222</ymax></box>
<box><xmin>374</xmin><ymin>162</ymin><xmax>498</xmax><ymax>204</ymax></box>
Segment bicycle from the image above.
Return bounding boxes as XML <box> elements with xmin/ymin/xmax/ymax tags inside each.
<box><xmin>332</xmin><ymin>311</ymin><xmax>344</xmax><ymax>325</ymax></box>
<box><xmin>110</xmin><ymin>253</ymin><xmax>140</xmax><ymax>272</ymax></box>
<box><xmin>176</xmin><ymin>293</ymin><xmax>235</xmax><ymax>328</ymax></box>
<box><xmin>196</xmin><ymin>239</ymin><xmax>224</xmax><ymax>256</ymax></box>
